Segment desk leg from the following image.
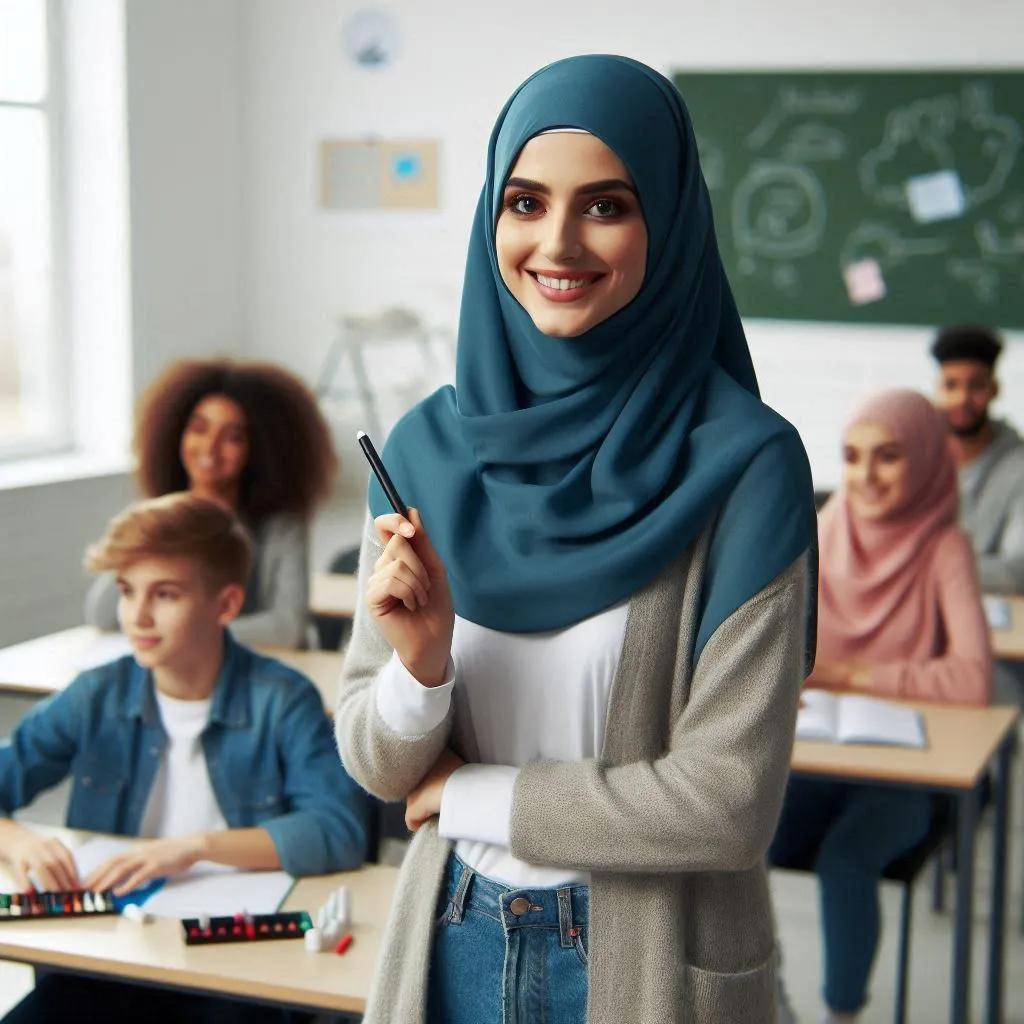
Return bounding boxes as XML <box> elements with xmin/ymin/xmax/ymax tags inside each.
<box><xmin>987</xmin><ymin>737</ymin><xmax>1014</xmax><ymax>1024</ymax></box>
<box><xmin>951</xmin><ymin>786</ymin><xmax>978</xmax><ymax>1024</ymax></box>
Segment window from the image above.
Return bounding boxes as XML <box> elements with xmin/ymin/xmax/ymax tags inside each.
<box><xmin>0</xmin><ymin>0</ymin><xmax>66</xmax><ymax>458</ymax></box>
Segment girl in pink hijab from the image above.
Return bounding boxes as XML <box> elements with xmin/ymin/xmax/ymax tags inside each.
<box><xmin>771</xmin><ymin>388</ymin><xmax>991</xmax><ymax>1024</ymax></box>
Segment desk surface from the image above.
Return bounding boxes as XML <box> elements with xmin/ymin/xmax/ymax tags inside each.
<box><xmin>0</xmin><ymin>627</ymin><xmax>343</xmax><ymax>709</ymax></box>
<box><xmin>0</xmin><ymin>831</ymin><xmax>395</xmax><ymax>1014</ymax></box>
<box><xmin>988</xmin><ymin>593</ymin><xmax>1024</xmax><ymax>661</ymax></box>
<box><xmin>309</xmin><ymin>572</ymin><xmax>358</xmax><ymax>619</ymax></box>
<box><xmin>792</xmin><ymin>700</ymin><xmax>1018</xmax><ymax>790</ymax></box>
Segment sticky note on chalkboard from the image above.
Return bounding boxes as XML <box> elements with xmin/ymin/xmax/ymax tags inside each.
<box><xmin>905</xmin><ymin>170</ymin><xmax>966</xmax><ymax>225</ymax></box>
<box><xmin>843</xmin><ymin>259</ymin><xmax>886</xmax><ymax>305</ymax></box>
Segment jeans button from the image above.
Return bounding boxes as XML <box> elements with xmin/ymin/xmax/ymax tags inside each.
<box><xmin>509</xmin><ymin>896</ymin><xmax>531</xmax><ymax>916</ymax></box>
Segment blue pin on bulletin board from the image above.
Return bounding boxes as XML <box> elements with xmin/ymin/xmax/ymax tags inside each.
<box><xmin>392</xmin><ymin>153</ymin><xmax>421</xmax><ymax>182</ymax></box>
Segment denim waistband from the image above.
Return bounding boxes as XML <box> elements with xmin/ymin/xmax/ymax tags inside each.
<box><xmin>441</xmin><ymin>852</ymin><xmax>589</xmax><ymax>941</ymax></box>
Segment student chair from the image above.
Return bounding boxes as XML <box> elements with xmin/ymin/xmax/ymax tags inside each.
<box><xmin>312</xmin><ymin>547</ymin><xmax>360</xmax><ymax>650</ymax></box>
<box><xmin>770</xmin><ymin>797</ymin><xmax>953</xmax><ymax>1024</ymax></box>
<box><xmin>365</xmin><ymin>797</ymin><xmax>411</xmax><ymax>865</ymax></box>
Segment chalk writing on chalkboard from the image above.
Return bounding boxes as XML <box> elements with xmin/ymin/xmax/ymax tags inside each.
<box><xmin>674</xmin><ymin>71</ymin><xmax>1024</xmax><ymax>327</ymax></box>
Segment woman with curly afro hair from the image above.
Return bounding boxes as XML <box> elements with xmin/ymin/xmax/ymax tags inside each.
<box><xmin>85</xmin><ymin>359</ymin><xmax>338</xmax><ymax>647</ymax></box>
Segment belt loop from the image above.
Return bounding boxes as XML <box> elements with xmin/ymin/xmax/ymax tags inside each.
<box><xmin>557</xmin><ymin>887</ymin><xmax>574</xmax><ymax>947</ymax></box>
<box><xmin>451</xmin><ymin>859</ymin><xmax>474</xmax><ymax>924</ymax></box>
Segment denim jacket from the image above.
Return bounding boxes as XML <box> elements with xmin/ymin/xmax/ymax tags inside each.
<box><xmin>0</xmin><ymin>633</ymin><xmax>367</xmax><ymax>877</ymax></box>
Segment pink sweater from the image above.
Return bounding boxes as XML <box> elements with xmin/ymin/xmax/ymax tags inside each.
<box><xmin>830</xmin><ymin>528</ymin><xmax>993</xmax><ymax>706</ymax></box>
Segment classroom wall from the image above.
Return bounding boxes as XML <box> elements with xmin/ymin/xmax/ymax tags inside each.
<box><xmin>125</xmin><ymin>0</ymin><xmax>247</xmax><ymax>390</ymax></box>
<box><xmin>0</xmin><ymin>472</ymin><xmax>135</xmax><ymax>647</ymax></box>
<box><xmin>242</xmin><ymin>0</ymin><xmax>1024</xmax><ymax>487</ymax></box>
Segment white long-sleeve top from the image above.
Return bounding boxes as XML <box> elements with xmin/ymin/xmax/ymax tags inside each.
<box><xmin>375</xmin><ymin>604</ymin><xmax>628</xmax><ymax>887</ymax></box>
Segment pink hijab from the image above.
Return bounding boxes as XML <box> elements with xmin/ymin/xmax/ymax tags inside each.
<box><xmin>817</xmin><ymin>389</ymin><xmax>958</xmax><ymax>660</ymax></box>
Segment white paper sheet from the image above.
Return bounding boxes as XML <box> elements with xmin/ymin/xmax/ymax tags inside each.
<box><xmin>141</xmin><ymin>867</ymin><xmax>294</xmax><ymax>918</ymax></box>
<box><xmin>73</xmin><ymin>836</ymin><xmax>135</xmax><ymax>878</ymax></box>
<box><xmin>72</xmin><ymin>837</ymin><xmax>294</xmax><ymax>917</ymax></box>
<box><xmin>983</xmin><ymin>595</ymin><xmax>1012</xmax><ymax>630</ymax></box>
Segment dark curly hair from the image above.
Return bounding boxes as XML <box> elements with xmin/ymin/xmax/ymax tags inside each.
<box><xmin>133</xmin><ymin>359</ymin><xmax>338</xmax><ymax>526</ymax></box>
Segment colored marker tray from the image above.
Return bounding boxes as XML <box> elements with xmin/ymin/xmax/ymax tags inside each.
<box><xmin>182</xmin><ymin>910</ymin><xmax>312</xmax><ymax>945</ymax></box>
<box><xmin>0</xmin><ymin>890</ymin><xmax>118</xmax><ymax>920</ymax></box>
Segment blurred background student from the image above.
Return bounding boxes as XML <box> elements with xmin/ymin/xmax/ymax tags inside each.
<box><xmin>771</xmin><ymin>389</ymin><xmax>992</xmax><ymax>1024</ymax></box>
<box><xmin>932</xmin><ymin>323</ymin><xmax>1024</xmax><ymax>596</ymax></box>
<box><xmin>85</xmin><ymin>359</ymin><xmax>337</xmax><ymax>648</ymax></box>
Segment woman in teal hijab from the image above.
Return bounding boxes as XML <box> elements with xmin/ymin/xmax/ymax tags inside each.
<box><xmin>337</xmin><ymin>55</ymin><xmax>816</xmax><ymax>1024</ymax></box>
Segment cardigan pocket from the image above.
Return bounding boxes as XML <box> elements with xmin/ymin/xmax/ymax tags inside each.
<box><xmin>682</xmin><ymin>956</ymin><xmax>775</xmax><ymax>1023</ymax></box>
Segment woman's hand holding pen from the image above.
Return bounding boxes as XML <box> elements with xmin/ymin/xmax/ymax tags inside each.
<box><xmin>368</xmin><ymin>509</ymin><xmax>454</xmax><ymax>687</ymax></box>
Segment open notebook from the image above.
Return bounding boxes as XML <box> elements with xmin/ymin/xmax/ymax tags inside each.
<box><xmin>796</xmin><ymin>691</ymin><xmax>927</xmax><ymax>749</ymax></box>
<box><xmin>72</xmin><ymin>837</ymin><xmax>294</xmax><ymax>917</ymax></box>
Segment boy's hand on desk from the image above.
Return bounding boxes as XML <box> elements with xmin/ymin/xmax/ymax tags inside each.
<box><xmin>406</xmin><ymin>748</ymin><xmax>465</xmax><ymax>832</ymax></box>
<box><xmin>83</xmin><ymin>835</ymin><xmax>205</xmax><ymax>895</ymax></box>
<box><xmin>0</xmin><ymin>821</ymin><xmax>79</xmax><ymax>892</ymax></box>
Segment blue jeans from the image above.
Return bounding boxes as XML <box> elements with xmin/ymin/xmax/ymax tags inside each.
<box><xmin>769</xmin><ymin>777</ymin><xmax>932</xmax><ymax>1014</ymax></box>
<box><xmin>427</xmin><ymin>852</ymin><xmax>589</xmax><ymax>1024</ymax></box>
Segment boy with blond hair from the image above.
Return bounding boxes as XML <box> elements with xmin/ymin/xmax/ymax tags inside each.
<box><xmin>0</xmin><ymin>494</ymin><xmax>366</xmax><ymax>1022</ymax></box>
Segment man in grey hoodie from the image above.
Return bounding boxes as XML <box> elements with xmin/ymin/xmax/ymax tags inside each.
<box><xmin>933</xmin><ymin>323</ymin><xmax>1024</xmax><ymax>595</ymax></box>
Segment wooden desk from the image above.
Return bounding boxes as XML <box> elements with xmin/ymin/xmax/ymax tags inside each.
<box><xmin>0</xmin><ymin>627</ymin><xmax>343</xmax><ymax>711</ymax></box>
<box><xmin>987</xmin><ymin>594</ymin><xmax>1024</xmax><ymax>661</ymax></box>
<box><xmin>792</xmin><ymin>702</ymin><xmax>1017</xmax><ymax>788</ymax></box>
<box><xmin>309</xmin><ymin>572</ymin><xmax>358</xmax><ymax>620</ymax></box>
<box><xmin>0</xmin><ymin>831</ymin><xmax>395</xmax><ymax>1015</ymax></box>
<box><xmin>792</xmin><ymin>701</ymin><xmax>1017</xmax><ymax>1024</ymax></box>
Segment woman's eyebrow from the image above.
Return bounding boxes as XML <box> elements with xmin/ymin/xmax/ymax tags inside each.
<box><xmin>504</xmin><ymin>176</ymin><xmax>637</xmax><ymax>196</ymax></box>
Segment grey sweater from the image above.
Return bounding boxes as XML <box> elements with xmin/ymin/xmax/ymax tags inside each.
<box><xmin>84</xmin><ymin>513</ymin><xmax>310</xmax><ymax>648</ymax></box>
<box><xmin>959</xmin><ymin>419</ymin><xmax>1024</xmax><ymax>594</ymax></box>
<box><xmin>336</xmin><ymin>515</ymin><xmax>809</xmax><ymax>1023</ymax></box>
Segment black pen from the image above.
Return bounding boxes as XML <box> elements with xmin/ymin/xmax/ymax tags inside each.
<box><xmin>357</xmin><ymin>431</ymin><xmax>409</xmax><ymax>518</ymax></box>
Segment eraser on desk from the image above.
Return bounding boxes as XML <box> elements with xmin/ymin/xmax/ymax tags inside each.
<box><xmin>304</xmin><ymin>927</ymin><xmax>323</xmax><ymax>953</ymax></box>
<box><xmin>122</xmin><ymin>903</ymin><xmax>153</xmax><ymax>925</ymax></box>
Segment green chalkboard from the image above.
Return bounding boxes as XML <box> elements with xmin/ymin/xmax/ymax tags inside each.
<box><xmin>671</xmin><ymin>70</ymin><xmax>1024</xmax><ymax>328</ymax></box>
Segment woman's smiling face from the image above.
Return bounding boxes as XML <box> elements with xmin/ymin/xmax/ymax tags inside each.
<box><xmin>495</xmin><ymin>132</ymin><xmax>648</xmax><ymax>338</ymax></box>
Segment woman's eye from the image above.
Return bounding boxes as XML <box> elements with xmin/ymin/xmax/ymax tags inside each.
<box><xmin>507</xmin><ymin>194</ymin><xmax>541</xmax><ymax>216</ymax></box>
<box><xmin>587</xmin><ymin>198</ymin><xmax>621</xmax><ymax>217</ymax></box>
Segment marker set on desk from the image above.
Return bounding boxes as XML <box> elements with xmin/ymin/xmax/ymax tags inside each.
<box><xmin>0</xmin><ymin>890</ymin><xmax>118</xmax><ymax>919</ymax></box>
<box><xmin>182</xmin><ymin>910</ymin><xmax>313</xmax><ymax>945</ymax></box>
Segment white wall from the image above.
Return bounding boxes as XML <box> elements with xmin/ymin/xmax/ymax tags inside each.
<box><xmin>0</xmin><ymin>472</ymin><xmax>135</xmax><ymax>647</ymax></box>
<box><xmin>125</xmin><ymin>0</ymin><xmax>247</xmax><ymax>390</ymax></box>
<box><xmin>242</xmin><ymin>0</ymin><xmax>1024</xmax><ymax>487</ymax></box>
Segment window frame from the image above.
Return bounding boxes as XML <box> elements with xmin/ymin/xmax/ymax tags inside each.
<box><xmin>0</xmin><ymin>0</ymin><xmax>72</xmax><ymax>462</ymax></box>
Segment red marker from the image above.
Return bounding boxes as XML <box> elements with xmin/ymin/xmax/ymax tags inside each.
<box><xmin>335</xmin><ymin>933</ymin><xmax>354</xmax><ymax>955</ymax></box>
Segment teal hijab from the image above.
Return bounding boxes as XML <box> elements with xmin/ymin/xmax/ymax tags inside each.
<box><xmin>371</xmin><ymin>55</ymin><xmax>815</xmax><ymax>657</ymax></box>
